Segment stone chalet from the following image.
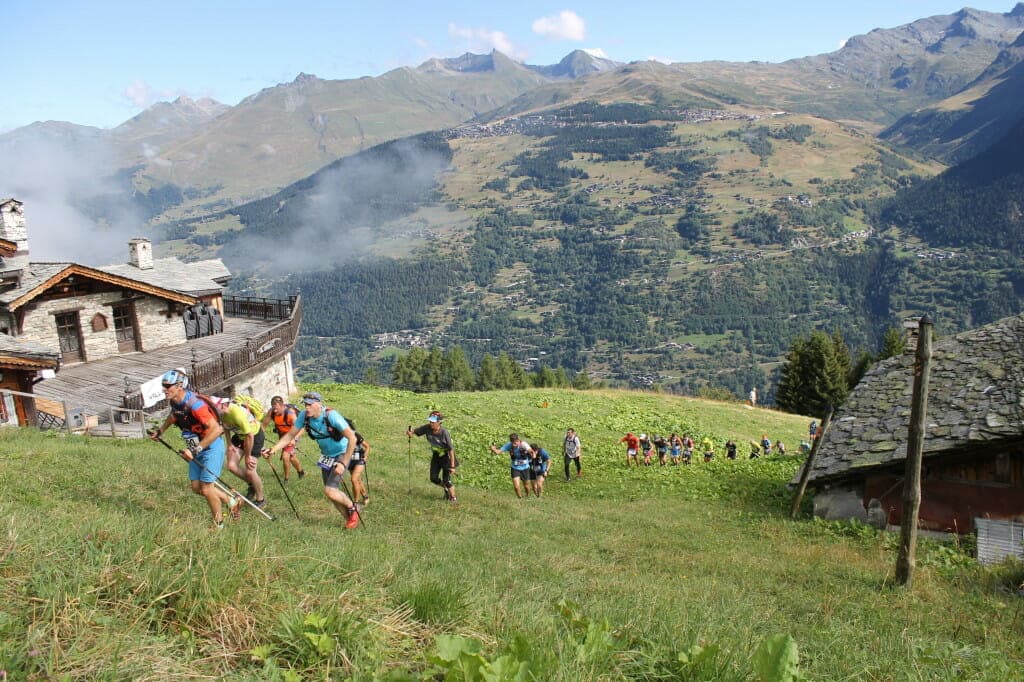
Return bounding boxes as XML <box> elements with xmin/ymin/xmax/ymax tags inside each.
<box><xmin>0</xmin><ymin>198</ymin><xmax>301</xmax><ymax>435</ymax></box>
<box><xmin>801</xmin><ymin>313</ymin><xmax>1024</xmax><ymax>535</ymax></box>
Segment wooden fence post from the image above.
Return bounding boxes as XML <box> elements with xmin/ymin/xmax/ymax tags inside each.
<box><xmin>790</xmin><ymin>407</ymin><xmax>833</xmax><ymax>519</ymax></box>
<box><xmin>895</xmin><ymin>315</ymin><xmax>933</xmax><ymax>587</ymax></box>
<box><xmin>63</xmin><ymin>400</ymin><xmax>73</xmax><ymax>434</ymax></box>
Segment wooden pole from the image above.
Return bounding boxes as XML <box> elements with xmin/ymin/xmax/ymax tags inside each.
<box><xmin>895</xmin><ymin>315</ymin><xmax>933</xmax><ymax>587</ymax></box>
<box><xmin>63</xmin><ymin>400</ymin><xmax>72</xmax><ymax>434</ymax></box>
<box><xmin>790</xmin><ymin>407</ymin><xmax>833</xmax><ymax>519</ymax></box>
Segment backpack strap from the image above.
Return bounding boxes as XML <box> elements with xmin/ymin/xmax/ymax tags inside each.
<box><xmin>304</xmin><ymin>407</ymin><xmax>345</xmax><ymax>441</ymax></box>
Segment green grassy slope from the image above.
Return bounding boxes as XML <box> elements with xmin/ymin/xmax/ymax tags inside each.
<box><xmin>2</xmin><ymin>385</ymin><xmax>1021</xmax><ymax>680</ymax></box>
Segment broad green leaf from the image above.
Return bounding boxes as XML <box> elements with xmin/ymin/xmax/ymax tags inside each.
<box><xmin>752</xmin><ymin>633</ymin><xmax>802</xmax><ymax>682</ymax></box>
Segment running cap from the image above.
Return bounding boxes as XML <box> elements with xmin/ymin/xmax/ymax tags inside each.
<box><xmin>427</xmin><ymin>410</ymin><xmax>443</xmax><ymax>423</ymax></box>
<box><xmin>639</xmin><ymin>433</ymin><xmax>647</xmax><ymax>440</ymax></box>
<box><xmin>161</xmin><ymin>369</ymin><xmax>188</xmax><ymax>388</ymax></box>
<box><xmin>302</xmin><ymin>391</ymin><xmax>323</xmax><ymax>404</ymax></box>
<box><xmin>271</xmin><ymin>395</ymin><xmax>284</xmax><ymax>405</ymax></box>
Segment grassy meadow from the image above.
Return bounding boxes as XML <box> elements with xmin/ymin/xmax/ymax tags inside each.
<box><xmin>1</xmin><ymin>385</ymin><xmax>1022</xmax><ymax>680</ymax></box>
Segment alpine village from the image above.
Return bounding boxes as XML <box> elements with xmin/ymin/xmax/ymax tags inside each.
<box><xmin>2</xmin><ymin>5</ymin><xmax>1024</xmax><ymax>680</ymax></box>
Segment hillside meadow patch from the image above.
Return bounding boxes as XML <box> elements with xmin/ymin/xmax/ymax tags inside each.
<box><xmin>0</xmin><ymin>386</ymin><xmax>1020</xmax><ymax>680</ymax></box>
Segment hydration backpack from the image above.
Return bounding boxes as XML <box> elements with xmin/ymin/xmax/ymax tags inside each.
<box><xmin>304</xmin><ymin>407</ymin><xmax>346</xmax><ymax>442</ymax></box>
<box><xmin>231</xmin><ymin>394</ymin><xmax>266</xmax><ymax>423</ymax></box>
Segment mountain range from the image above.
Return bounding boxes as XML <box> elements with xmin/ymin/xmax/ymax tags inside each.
<box><xmin>3</xmin><ymin>5</ymin><xmax>1024</xmax><ymax>396</ymax></box>
<box><xmin>4</xmin><ymin>4</ymin><xmax>1024</xmax><ymax>226</ymax></box>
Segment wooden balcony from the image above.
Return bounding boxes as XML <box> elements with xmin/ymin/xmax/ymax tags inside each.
<box><xmin>34</xmin><ymin>295</ymin><xmax>302</xmax><ymax>420</ymax></box>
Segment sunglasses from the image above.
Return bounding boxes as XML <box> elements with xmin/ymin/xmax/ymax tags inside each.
<box><xmin>161</xmin><ymin>383</ymin><xmax>176</xmax><ymax>389</ymax></box>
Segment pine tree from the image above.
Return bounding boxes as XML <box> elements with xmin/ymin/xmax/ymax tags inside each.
<box><xmin>572</xmin><ymin>370</ymin><xmax>593</xmax><ymax>390</ymax></box>
<box><xmin>422</xmin><ymin>347</ymin><xmax>444</xmax><ymax>392</ymax></box>
<box><xmin>879</xmin><ymin>327</ymin><xmax>906</xmax><ymax>360</ymax></box>
<box><xmin>444</xmin><ymin>346</ymin><xmax>475</xmax><ymax>391</ymax></box>
<box><xmin>776</xmin><ymin>330</ymin><xmax>851</xmax><ymax>417</ymax></box>
<box><xmin>477</xmin><ymin>354</ymin><xmax>500</xmax><ymax>390</ymax></box>
<box><xmin>496</xmin><ymin>352</ymin><xmax>528</xmax><ymax>389</ymax></box>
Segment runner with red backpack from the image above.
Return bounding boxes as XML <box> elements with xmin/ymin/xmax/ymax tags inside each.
<box><xmin>262</xmin><ymin>396</ymin><xmax>306</xmax><ymax>481</ymax></box>
<box><xmin>264</xmin><ymin>391</ymin><xmax>361</xmax><ymax>529</ymax></box>
<box><xmin>149</xmin><ymin>369</ymin><xmax>241</xmax><ymax>530</ymax></box>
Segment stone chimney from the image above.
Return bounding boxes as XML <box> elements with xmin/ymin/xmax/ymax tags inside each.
<box><xmin>128</xmin><ymin>238</ymin><xmax>154</xmax><ymax>270</ymax></box>
<box><xmin>0</xmin><ymin>198</ymin><xmax>30</xmax><ymax>273</ymax></box>
<box><xmin>902</xmin><ymin>317</ymin><xmax>921</xmax><ymax>354</ymax></box>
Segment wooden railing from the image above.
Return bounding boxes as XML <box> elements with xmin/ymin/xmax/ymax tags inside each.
<box><xmin>223</xmin><ymin>295</ymin><xmax>298</xmax><ymax>321</ymax></box>
<box><xmin>123</xmin><ymin>294</ymin><xmax>302</xmax><ymax>412</ymax></box>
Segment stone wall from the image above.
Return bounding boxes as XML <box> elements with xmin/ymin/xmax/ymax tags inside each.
<box><xmin>19</xmin><ymin>293</ymin><xmax>186</xmax><ymax>362</ymax></box>
<box><xmin>136</xmin><ymin>297</ymin><xmax>187</xmax><ymax>352</ymax></box>
<box><xmin>218</xmin><ymin>353</ymin><xmax>296</xmax><ymax>407</ymax></box>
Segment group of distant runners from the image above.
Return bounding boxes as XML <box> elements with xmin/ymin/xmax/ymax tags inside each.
<box><xmin>152</xmin><ymin>367</ymin><xmax>818</xmax><ymax>528</ymax></box>
<box><xmin>617</xmin><ymin>427</ymin><xmax>813</xmax><ymax>465</ymax></box>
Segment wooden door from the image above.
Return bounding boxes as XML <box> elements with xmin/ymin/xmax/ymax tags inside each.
<box><xmin>55</xmin><ymin>311</ymin><xmax>84</xmax><ymax>363</ymax></box>
<box><xmin>112</xmin><ymin>303</ymin><xmax>140</xmax><ymax>352</ymax></box>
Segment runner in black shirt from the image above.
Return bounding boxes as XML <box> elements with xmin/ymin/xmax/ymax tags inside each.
<box><xmin>407</xmin><ymin>411</ymin><xmax>457</xmax><ymax>504</ymax></box>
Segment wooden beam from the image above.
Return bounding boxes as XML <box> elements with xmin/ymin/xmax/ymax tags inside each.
<box><xmin>6</xmin><ymin>264</ymin><xmax>196</xmax><ymax>311</ymax></box>
<box><xmin>895</xmin><ymin>315</ymin><xmax>934</xmax><ymax>588</ymax></box>
<box><xmin>790</xmin><ymin>407</ymin><xmax>833</xmax><ymax>519</ymax></box>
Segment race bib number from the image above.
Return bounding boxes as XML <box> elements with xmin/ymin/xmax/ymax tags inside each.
<box><xmin>183</xmin><ymin>433</ymin><xmax>200</xmax><ymax>450</ymax></box>
<box><xmin>317</xmin><ymin>454</ymin><xmax>338</xmax><ymax>471</ymax></box>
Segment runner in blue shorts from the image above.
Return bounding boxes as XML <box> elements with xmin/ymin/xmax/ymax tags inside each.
<box><xmin>150</xmin><ymin>369</ymin><xmax>239</xmax><ymax>529</ymax></box>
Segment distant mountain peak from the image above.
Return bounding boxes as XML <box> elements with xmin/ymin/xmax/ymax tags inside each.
<box><xmin>1010</xmin><ymin>2</ymin><xmax>1024</xmax><ymax>18</ymax></box>
<box><xmin>292</xmin><ymin>72</ymin><xmax>321</xmax><ymax>85</ymax></box>
<box><xmin>528</xmin><ymin>49</ymin><xmax>622</xmax><ymax>79</ymax></box>
<box><xmin>418</xmin><ymin>52</ymin><xmax>500</xmax><ymax>74</ymax></box>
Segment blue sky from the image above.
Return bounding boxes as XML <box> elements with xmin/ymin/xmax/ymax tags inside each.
<box><xmin>2</xmin><ymin>1</ymin><xmax>1019</xmax><ymax>132</ymax></box>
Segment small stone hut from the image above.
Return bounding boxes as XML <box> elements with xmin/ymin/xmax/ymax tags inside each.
<box><xmin>800</xmin><ymin>313</ymin><xmax>1024</xmax><ymax>534</ymax></box>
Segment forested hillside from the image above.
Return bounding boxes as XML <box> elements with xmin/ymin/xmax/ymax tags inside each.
<box><xmin>878</xmin><ymin>116</ymin><xmax>1024</xmax><ymax>253</ymax></box>
<box><xmin>177</xmin><ymin>100</ymin><xmax>1023</xmax><ymax>397</ymax></box>
<box><xmin>137</xmin><ymin>7</ymin><xmax>1024</xmax><ymax>400</ymax></box>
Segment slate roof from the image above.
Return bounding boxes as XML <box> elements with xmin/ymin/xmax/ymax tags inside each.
<box><xmin>0</xmin><ymin>263</ymin><xmax>72</xmax><ymax>304</ymax></box>
<box><xmin>0</xmin><ymin>262</ymin><xmax>196</xmax><ymax>309</ymax></box>
<box><xmin>0</xmin><ymin>332</ymin><xmax>60</xmax><ymax>365</ymax></box>
<box><xmin>803</xmin><ymin>313</ymin><xmax>1024</xmax><ymax>485</ymax></box>
<box><xmin>97</xmin><ymin>257</ymin><xmax>231</xmax><ymax>296</ymax></box>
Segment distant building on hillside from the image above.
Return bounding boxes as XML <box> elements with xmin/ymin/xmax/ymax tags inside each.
<box><xmin>0</xmin><ymin>198</ymin><xmax>301</xmax><ymax>435</ymax></box>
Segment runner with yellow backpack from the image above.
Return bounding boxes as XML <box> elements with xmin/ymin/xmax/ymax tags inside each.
<box><xmin>213</xmin><ymin>394</ymin><xmax>268</xmax><ymax>508</ymax></box>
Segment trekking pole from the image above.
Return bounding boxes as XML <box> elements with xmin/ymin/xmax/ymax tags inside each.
<box><xmin>151</xmin><ymin>433</ymin><xmax>275</xmax><ymax>521</ymax></box>
<box><xmin>266</xmin><ymin>458</ymin><xmax>301</xmax><ymax>520</ymax></box>
<box><xmin>407</xmin><ymin>425</ymin><xmax>413</xmax><ymax>494</ymax></box>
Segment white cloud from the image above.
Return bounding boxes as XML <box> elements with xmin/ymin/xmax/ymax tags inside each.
<box><xmin>582</xmin><ymin>47</ymin><xmax>608</xmax><ymax>59</ymax></box>
<box><xmin>646</xmin><ymin>55</ymin><xmax>673</xmax><ymax>64</ymax></box>
<box><xmin>123</xmin><ymin>80</ymin><xmax>154</xmax><ymax>107</ymax></box>
<box><xmin>532</xmin><ymin>10</ymin><xmax>586</xmax><ymax>41</ymax></box>
<box><xmin>448</xmin><ymin>23</ymin><xmax>525</xmax><ymax>59</ymax></box>
<box><xmin>122</xmin><ymin>79</ymin><xmax>180</xmax><ymax>109</ymax></box>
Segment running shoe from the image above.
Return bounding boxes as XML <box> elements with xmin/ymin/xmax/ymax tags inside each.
<box><xmin>255</xmin><ymin>499</ymin><xmax>267</xmax><ymax>509</ymax></box>
<box><xmin>228</xmin><ymin>495</ymin><xmax>242</xmax><ymax>520</ymax></box>
<box><xmin>298</xmin><ymin>470</ymin><xmax>306</xmax><ymax>479</ymax></box>
<box><xmin>345</xmin><ymin>510</ymin><xmax>360</xmax><ymax>529</ymax></box>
